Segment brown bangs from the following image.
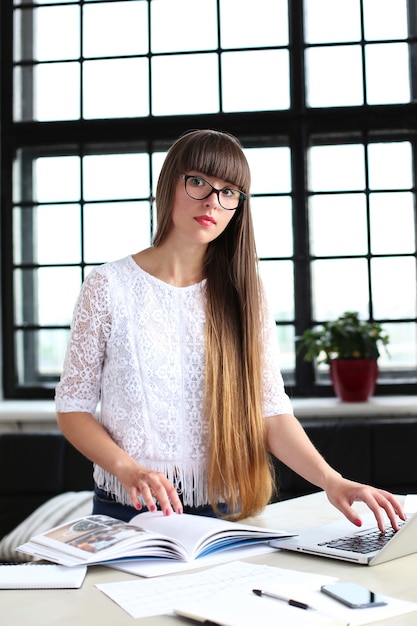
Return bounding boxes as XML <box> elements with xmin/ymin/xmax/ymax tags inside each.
<box><xmin>177</xmin><ymin>130</ymin><xmax>250</xmax><ymax>194</ymax></box>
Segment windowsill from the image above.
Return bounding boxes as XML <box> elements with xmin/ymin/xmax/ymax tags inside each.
<box><xmin>0</xmin><ymin>396</ymin><xmax>416</xmax><ymax>431</ymax></box>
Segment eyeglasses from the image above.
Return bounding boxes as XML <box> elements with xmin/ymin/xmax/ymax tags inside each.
<box><xmin>179</xmin><ymin>174</ymin><xmax>247</xmax><ymax>210</ymax></box>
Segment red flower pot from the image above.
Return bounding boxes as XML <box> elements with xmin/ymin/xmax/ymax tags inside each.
<box><xmin>329</xmin><ymin>359</ymin><xmax>378</xmax><ymax>402</ymax></box>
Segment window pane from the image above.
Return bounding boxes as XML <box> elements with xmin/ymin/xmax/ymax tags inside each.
<box><xmin>83</xmin><ymin>58</ymin><xmax>149</xmax><ymax>119</ymax></box>
<box><xmin>306</xmin><ymin>46</ymin><xmax>364</xmax><ymax>107</ymax></box>
<box><xmin>32</xmin><ymin>62</ymin><xmax>80</xmax><ymax>121</ymax></box>
<box><xmin>13</xmin><ymin>205</ymin><xmax>82</xmax><ymax>264</ymax></box>
<box><xmin>83</xmin><ymin>153</ymin><xmax>149</xmax><ymax>201</ymax></box>
<box><xmin>83</xmin><ymin>1</ymin><xmax>148</xmax><ymax>57</ymax></box>
<box><xmin>309</xmin><ymin>145</ymin><xmax>365</xmax><ymax>191</ymax></box>
<box><xmin>363</xmin><ymin>0</ymin><xmax>408</xmax><ymax>40</ymax></box>
<box><xmin>34</xmin><ymin>156</ymin><xmax>80</xmax><ymax>202</ymax></box>
<box><xmin>276</xmin><ymin>325</ymin><xmax>295</xmax><ymax>373</ymax></box>
<box><xmin>365</xmin><ymin>43</ymin><xmax>410</xmax><ymax>104</ymax></box>
<box><xmin>151</xmin><ymin>0</ymin><xmax>217</xmax><ymax>53</ymax></box>
<box><xmin>378</xmin><ymin>322</ymin><xmax>417</xmax><ymax>369</ymax></box>
<box><xmin>14</xmin><ymin>267</ymin><xmax>81</xmax><ymax>325</ymax></box>
<box><xmin>221</xmin><ymin>50</ymin><xmax>289</xmax><ymax>112</ymax></box>
<box><xmin>152</xmin><ymin>54</ymin><xmax>219</xmax><ymax>115</ymax></box>
<box><xmin>83</xmin><ymin>201</ymin><xmax>151</xmax><ymax>263</ymax></box>
<box><xmin>259</xmin><ymin>260</ymin><xmax>294</xmax><ymax>321</ymax></box>
<box><xmin>252</xmin><ymin>197</ymin><xmax>293</xmax><ymax>258</ymax></box>
<box><xmin>304</xmin><ymin>0</ymin><xmax>361</xmax><ymax>43</ymax></box>
<box><xmin>371</xmin><ymin>257</ymin><xmax>416</xmax><ymax>319</ymax></box>
<box><xmin>312</xmin><ymin>258</ymin><xmax>370</xmax><ymax>320</ymax></box>
<box><xmin>309</xmin><ymin>193</ymin><xmax>368</xmax><ymax>256</ymax></box>
<box><xmin>368</xmin><ymin>142</ymin><xmax>412</xmax><ymax>190</ymax></box>
<box><xmin>245</xmin><ymin>147</ymin><xmax>291</xmax><ymax>194</ymax></box>
<box><xmin>220</xmin><ymin>0</ymin><xmax>288</xmax><ymax>48</ymax></box>
<box><xmin>15</xmin><ymin>329</ymin><xmax>71</xmax><ymax>380</ymax></box>
<box><xmin>33</xmin><ymin>5</ymin><xmax>80</xmax><ymax>61</ymax></box>
<box><xmin>370</xmin><ymin>192</ymin><xmax>415</xmax><ymax>255</ymax></box>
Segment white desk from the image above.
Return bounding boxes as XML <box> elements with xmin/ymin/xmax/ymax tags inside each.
<box><xmin>2</xmin><ymin>492</ymin><xmax>416</xmax><ymax>626</ymax></box>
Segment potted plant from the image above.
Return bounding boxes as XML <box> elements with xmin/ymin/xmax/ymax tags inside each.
<box><xmin>297</xmin><ymin>311</ymin><xmax>389</xmax><ymax>402</ymax></box>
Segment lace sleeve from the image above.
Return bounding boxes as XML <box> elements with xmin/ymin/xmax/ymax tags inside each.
<box><xmin>261</xmin><ymin>287</ymin><xmax>294</xmax><ymax>417</ymax></box>
<box><xmin>55</xmin><ymin>269</ymin><xmax>112</xmax><ymax>414</ymax></box>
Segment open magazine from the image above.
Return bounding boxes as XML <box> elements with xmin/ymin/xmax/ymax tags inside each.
<box><xmin>16</xmin><ymin>511</ymin><xmax>294</xmax><ymax>567</ymax></box>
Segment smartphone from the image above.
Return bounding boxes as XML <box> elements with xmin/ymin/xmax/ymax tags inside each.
<box><xmin>320</xmin><ymin>582</ymin><xmax>387</xmax><ymax>609</ymax></box>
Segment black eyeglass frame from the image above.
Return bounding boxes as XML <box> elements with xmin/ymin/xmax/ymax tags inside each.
<box><xmin>178</xmin><ymin>173</ymin><xmax>247</xmax><ymax>210</ymax></box>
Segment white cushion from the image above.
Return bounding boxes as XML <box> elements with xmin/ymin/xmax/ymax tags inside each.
<box><xmin>0</xmin><ymin>490</ymin><xmax>94</xmax><ymax>562</ymax></box>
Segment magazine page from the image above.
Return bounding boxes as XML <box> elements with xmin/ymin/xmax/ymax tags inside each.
<box><xmin>18</xmin><ymin>515</ymin><xmax>187</xmax><ymax>566</ymax></box>
<box><xmin>129</xmin><ymin>511</ymin><xmax>293</xmax><ymax>560</ymax></box>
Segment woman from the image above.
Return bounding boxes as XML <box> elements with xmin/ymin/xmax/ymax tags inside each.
<box><xmin>56</xmin><ymin>129</ymin><xmax>405</xmax><ymax>531</ymax></box>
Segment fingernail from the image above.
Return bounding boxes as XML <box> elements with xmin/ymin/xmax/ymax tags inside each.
<box><xmin>355</xmin><ymin>518</ymin><xmax>362</xmax><ymax>527</ymax></box>
<box><xmin>177</xmin><ymin>507</ymin><xmax>183</xmax><ymax>515</ymax></box>
<box><xmin>150</xmin><ymin>504</ymin><xmax>156</xmax><ymax>512</ymax></box>
<box><xmin>164</xmin><ymin>508</ymin><xmax>171</xmax><ymax>516</ymax></box>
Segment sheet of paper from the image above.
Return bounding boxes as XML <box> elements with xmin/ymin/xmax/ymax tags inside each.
<box><xmin>175</xmin><ymin>582</ymin><xmax>417</xmax><ymax>626</ymax></box>
<box><xmin>96</xmin><ymin>560</ymin><xmax>337</xmax><ymax>620</ymax></box>
<box><xmin>106</xmin><ymin>542</ymin><xmax>276</xmax><ymax>577</ymax></box>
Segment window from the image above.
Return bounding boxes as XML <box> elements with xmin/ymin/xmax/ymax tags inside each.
<box><xmin>1</xmin><ymin>0</ymin><xmax>416</xmax><ymax>398</ymax></box>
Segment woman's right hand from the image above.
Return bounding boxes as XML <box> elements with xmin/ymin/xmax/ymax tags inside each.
<box><xmin>115</xmin><ymin>457</ymin><xmax>183</xmax><ymax>515</ymax></box>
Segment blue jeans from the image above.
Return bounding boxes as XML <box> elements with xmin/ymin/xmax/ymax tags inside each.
<box><xmin>93</xmin><ymin>485</ymin><xmax>228</xmax><ymax>522</ymax></box>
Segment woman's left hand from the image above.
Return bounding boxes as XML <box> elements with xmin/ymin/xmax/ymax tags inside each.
<box><xmin>324</xmin><ymin>474</ymin><xmax>407</xmax><ymax>532</ymax></box>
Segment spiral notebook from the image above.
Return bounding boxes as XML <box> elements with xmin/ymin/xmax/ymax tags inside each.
<box><xmin>0</xmin><ymin>563</ymin><xmax>87</xmax><ymax>589</ymax></box>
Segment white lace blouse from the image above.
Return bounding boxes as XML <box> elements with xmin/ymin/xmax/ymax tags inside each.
<box><xmin>55</xmin><ymin>255</ymin><xmax>293</xmax><ymax>506</ymax></box>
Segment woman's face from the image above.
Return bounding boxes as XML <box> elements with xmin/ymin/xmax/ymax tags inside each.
<box><xmin>169</xmin><ymin>171</ymin><xmax>239</xmax><ymax>247</ymax></box>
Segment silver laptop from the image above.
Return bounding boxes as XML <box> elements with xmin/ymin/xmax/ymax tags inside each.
<box><xmin>270</xmin><ymin>512</ymin><xmax>417</xmax><ymax>565</ymax></box>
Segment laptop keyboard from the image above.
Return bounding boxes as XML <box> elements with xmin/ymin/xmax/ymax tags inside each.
<box><xmin>318</xmin><ymin>525</ymin><xmax>401</xmax><ymax>554</ymax></box>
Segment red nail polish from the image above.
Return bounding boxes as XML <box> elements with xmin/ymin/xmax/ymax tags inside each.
<box><xmin>165</xmin><ymin>508</ymin><xmax>171</xmax><ymax>516</ymax></box>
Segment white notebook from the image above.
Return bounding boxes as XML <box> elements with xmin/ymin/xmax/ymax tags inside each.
<box><xmin>0</xmin><ymin>563</ymin><xmax>87</xmax><ymax>589</ymax></box>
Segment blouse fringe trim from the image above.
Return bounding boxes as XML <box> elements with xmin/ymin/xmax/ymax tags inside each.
<box><xmin>93</xmin><ymin>460</ymin><xmax>210</xmax><ymax>508</ymax></box>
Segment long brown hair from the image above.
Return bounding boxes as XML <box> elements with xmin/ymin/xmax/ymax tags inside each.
<box><xmin>154</xmin><ymin>129</ymin><xmax>274</xmax><ymax>519</ymax></box>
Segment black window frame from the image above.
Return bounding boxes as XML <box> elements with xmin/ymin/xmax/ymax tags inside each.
<box><xmin>1</xmin><ymin>0</ymin><xmax>417</xmax><ymax>399</ymax></box>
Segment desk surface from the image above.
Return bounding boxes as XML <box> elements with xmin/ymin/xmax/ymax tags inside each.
<box><xmin>2</xmin><ymin>492</ymin><xmax>416</xmax><ymax>626</ymax></box>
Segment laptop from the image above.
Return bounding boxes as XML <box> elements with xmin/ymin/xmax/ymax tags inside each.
<box><xmin>270</xmin><ymin>511</ymin><xmax>417</xmax><ymax>565</ymax></box>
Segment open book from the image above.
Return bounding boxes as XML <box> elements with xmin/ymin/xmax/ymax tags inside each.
<box><xmin>16</xmin><ymin>511</ymin><xmax>293</xmax><ymax>567</ymax></box>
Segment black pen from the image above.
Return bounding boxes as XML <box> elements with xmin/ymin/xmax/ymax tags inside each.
<box><xmin>252</xmin><ymin>588</ymin><xmax>313</xmax><ymax>610</ymax></box>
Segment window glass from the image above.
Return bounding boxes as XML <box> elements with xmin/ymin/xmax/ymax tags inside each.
<box><xmin>309</xmin><ymin>144</ymin><xmax>365</xmax><ymax>192</ymax></box>
<box><xmin>82</xmin><ymin>153</ymin><xmax>149</xmax><ymax>201</ymax></box>
<box><xmin>363</xmin><ymin>0</ymin><xmax>408</xmax><ymax>40</ymax></box>
<box><xmin>14</xmin><ymin>6</ymin><xmax>79</xmax><ymax>63</ymax></box>
<box><xmin>312</xmin><ymin>258</ymin><xmax>370</xmax><ymax>320</ymax></box>
<box><xmin>83</xmin><ymin>1</ymin><xmax>148</xmax><ymax>57</ymax></box>
<box><xmin>276</xmin><ymin>325</ymin><xmax>295</xmax><ymax>374</ymax></box>
<box><xmin>258</xmin><ymin>260</ymin><xmax>294</xmax><ymax>321</ymax></box>
<box><xmin>378</xmin><ymin>322</ymin><xmax>417</xmax><ymax>369</ymax></box>
<box><xmin>221</xmin><ymin>50</ymin><xmax>290</xmax><ymax>112</ymax></box>
<box><xmin>83</xmin><ymin>201</ymin><xmax>151</xmax><ymax>263</ymax></box>
<box><xmin>151</xmin><ymin>0</ymin><xmax>217</xmax><ymax>53</ymax></box>
<box><xmin>34</xmin><ymin>205</ymin><xmax>81</xmax><ymax>264</ymax></box>
<box><xmin>309</xmin><ymin>193</ymin><xmax>368</xmax><ymax>256</ymax></box>
<box><xmin>34</xmin><ymin>156</ymin><xmax>80</xmax><ymax>203</ymax></box>
<box><xmin>220</xmin><ymin>0</ymin><xmax>288</xmax><ymax>48</ymax></box>
<box><xmin>306</xmin><ymin>45</ymin><xmax>364</xmax><ymax>107</ymax></box>
<box><xmin>367</xmin><ymin>142</ymin><xmax>412</xmax><ymax>189</ymax></box>
<box><xmin>252</xmin><ymin>197</ymin><xmax>293</xmax><ymax>258</ymax></box>
<box><xmin>365</xmin><ymin>43</ymin><xmax>410</xmax><ymax>104</ymax></box>
<box><xmin>245</xmin><ymin>147</ymin><xmax>291</xmax><ymax>194</ymax></box>
<box><xmin>370</xmin><ymin>192</ymin><xmax>415</xmax><ymax>255</ymax></box>
<box><xmin>371</xmin><ymin>257</ymin><xmax>417</xmax><ymax>319</ymax></box>
<box><xmin>14</xmin><ymin>267</ymin><xmax>81</xmax><ymax>326</ymax></box>
<box><xmin>151</xmin><ymin>54</ymin><xmax>219</xmax><ymax>115</ymax></box>
<box><xmin>15</xmin><ymin>329</ymin><xmax>71</xmax><ymax>380</ymax></box>
<box><xmin>304</xmin><ymin>0</ymin><xmax>362</xmax><ymax>43</ymax></box>
<box><xmin>34</xmin><ymin>62</ymin><xmax>80</xmax><ymax>121</ymax></box>
<box><xmin>83</xmin><ymin>58</ymin><xmax>149</xmax><ymax>119</ymax></box>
